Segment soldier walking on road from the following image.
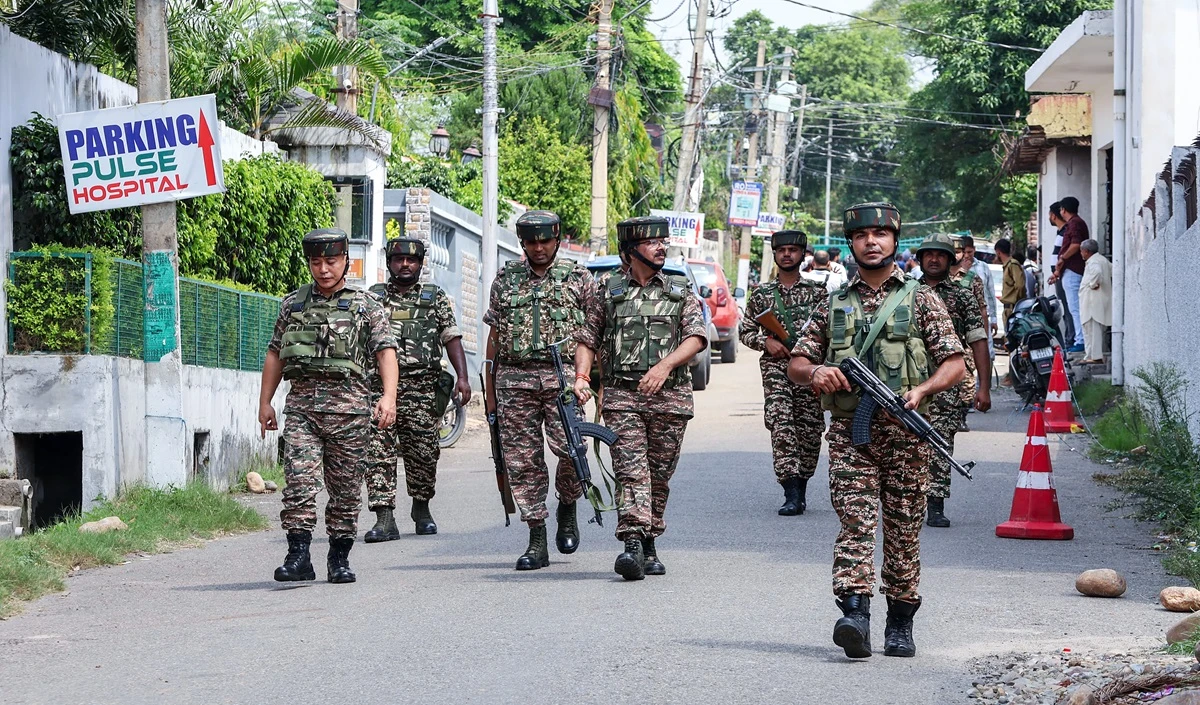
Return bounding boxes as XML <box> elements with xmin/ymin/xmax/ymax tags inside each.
<box><xmin>483</xmin><ymin>211</ymin><xmax>599</xmax><ymax>571</ymax></box>
<box><xmin>915</xmin><ymin>234</ymin><xmax>992</xmax><ymax>528</ymax></box>
<box><xmin>739</xmin><ymin>230</ymin><xmax>827</xmax><ymax>516</ymax></box>
<box><xmin>788</xmin><ymin>204</ymin><xmax>965</xmax><ymax>659</ymax></box>
<box><xmin>573</xmin><ymin>216</ymin><xmax>708</xmax><ymax>581</ymax></box>
<box><xmin>258</xmin><ymin>228</ymin><xmax>398</xmax><ymax>584</ymax></box>
<box><xmin>362</xmin><ymin>238</ymin><xmax>471</xmax><ymax>541</ymax></box>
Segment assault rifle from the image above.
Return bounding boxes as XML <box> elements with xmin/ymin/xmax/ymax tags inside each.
<box><xmin>755</xmin><ymin>310</ymin><xmax>794</xmax><ymax>350</ymax></box>
<box><xmin>480</xmin><ymin>369</ymin><xmax>517</xmax><ymax>526</ymax></box>
<box><xmin>548</xmin><ymin>341</ymin><xmax>618</xmax><ymax>526</ymax></box>
<box><xmin>838</xmin><ymin>356</ymin><xmax>975</xmax><ymax>481</ymax></box>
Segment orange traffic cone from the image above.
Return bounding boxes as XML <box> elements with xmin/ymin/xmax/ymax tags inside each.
<box><xmin>1044</xmin><ymin>348</ymin><xmax>1077</xmax><ymax>433</ymax></box>
<box><xmin>996</xmin><ymin>406</ymin><xmax>1074</xmax><ymax>540</ymax></box>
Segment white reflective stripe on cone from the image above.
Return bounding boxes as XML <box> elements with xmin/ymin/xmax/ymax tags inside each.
<box><xmin>1045</xmin><ymin>391</ymin><xmax>1072</xmax><ymax>402</ymax></box>
<box><xmin>1016</xmin><ymin>471</ymin><xmax>1054</xmax><ymax>490</ymax></box>
<box><xmin>1026</xmin><ymin>435</ymin><xmax>1047</xmax><ymax>446</ymax></box>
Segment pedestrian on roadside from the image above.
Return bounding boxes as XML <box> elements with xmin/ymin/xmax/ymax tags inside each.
<box><xmin>1078</xmin><ymin>239</ymin><xmax>1112</xmax><ymax>365</ymax></box>
<box><xmin>957</xmin><ymin>236</ymin><xmax>996</xmax><ymax>344</ymax></box>
<box><xmin>829</xmin><ymin>246</ymin><xmax>853</xmax><ymax>280</ymax></box>
<box><xmin>916</xmin><ymin>234</ymin><xmax>992</xmax><ymax>529</ymax></box>
<box><xmin>788</xmin><ymin>203</ymin><xmax>966</xmax><ymax>660</ymax></box>
<box><xmin>1049</xmin><ymin>196</ymin><xmax>1088</xmax><ymax>353</ymax></box>
<box><xmin>361</xmin><ymin>238</ymin><xmax>471</xmax><ymax>542</ymax></box>
<box><xmin>483</xmin><ymin>211</ymin><xmax>599</xmax><ymax>571</ymax></box>
<box><xmin>803</xmin><ymin>250</ymin><xmax>847</xmax><ymax>292</ymax></box>
<box><xmin>258</xmin><ymin>228</ymin><xmax>398</xmax><ymax>584</ymax></box>
<box><xmin>1046</xmin><ymin>202</ymin><xmax>1076</xmax><ymax>346</ymax></box>
<box><xmin>740</xmin><ymin>230</ymin><xmax>827</xmax><ymax>516</ymax></box>
<box><xmin>573</xmin><ymin>216</ymin><xmax>708</xmax><ymax>581</ymax></box>
<box><xmin>996</xmin><ymin>238</ymin><xmax>1023</xmax><ymax>327</ymax></box>
<box><xmin>1024</xmin><ymin>246</ymin><xmax>1041</xmax><ymax>299</ymax></box>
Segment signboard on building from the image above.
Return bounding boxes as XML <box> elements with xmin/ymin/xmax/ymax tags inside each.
<box><xmin>57</xmin><ymin>94</ymin><xmax>225</xmax><ymax>214</ymax></box>
<box><xmin>727</xmin><ymin>181</ymin><xmax>763</xmax><ymax>227</ymax></box>
<box><xmin>751</xmin><ymin>212</ymin><xmax>786</xmax><ymax>237</ymax></box>
<box><xmin>649</xmin><ymin>209</ymin><xmax>705</xmax><ymax>249</ymax></box>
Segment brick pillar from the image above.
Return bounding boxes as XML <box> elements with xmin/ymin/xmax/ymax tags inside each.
<box><xmin>405</xmin><ymin>187</ymin><xmax>433</xmax><ymax>281</ymax></box>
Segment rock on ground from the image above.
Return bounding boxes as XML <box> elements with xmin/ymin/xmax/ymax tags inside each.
<box><xmin>968</xmin><ymin>650</ymin><xmax>1200</xmax><ymax>705</ymax></box>
<box><xmin>1168</xmin><ymin>613</ymin><xmax>1200</xmax><ymax>644</ymax></box>
<box><xmin>1075</xmin><ymin>569</ymin><xmax>1127</xmax><ymax>598</ymax></box>
<box><xmin>79</xmin><ymin>516</ymin><xmax>128</xmax><ymax>534</ymax></box>
<box><xmin>1162</xmin><ymin>587</ymin><xmax>1200</xmax><ymax>613</ymax></box>
<box><xmin>245</xmin><ymin>472</ymin><xmax>266</xmax><ymax>494</ymax></box>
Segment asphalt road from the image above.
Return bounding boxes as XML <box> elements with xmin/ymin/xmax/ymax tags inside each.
<box><xmin>0</xmin><ymin>347</ymin><xmax>1183</xmax><ymax>705</ymax></box>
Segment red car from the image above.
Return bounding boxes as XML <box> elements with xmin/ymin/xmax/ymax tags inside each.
<box><xmin>687</xmin><ymin>258</ymin><xmax>743</xmax><ymax>363</ymax></box>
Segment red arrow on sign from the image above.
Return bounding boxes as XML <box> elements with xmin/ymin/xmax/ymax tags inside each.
<box><xmin>197</xmin><ymin>110</ymin><xmax>217</xmax><ymax>187</ymax></box>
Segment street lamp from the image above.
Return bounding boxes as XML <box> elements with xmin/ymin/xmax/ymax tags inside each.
<box><xmin>429</xmin><ymin>123</ymin><xmax>451</xmax><ymax>159</ymax></box>
<box><xmin>461</xmin><ymin>141</ymin><xmax>482</xmax><ymax>165</ymax></box>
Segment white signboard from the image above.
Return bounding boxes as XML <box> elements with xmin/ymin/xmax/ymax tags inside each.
<box><xmin>727</xmin><ymin>181</ymin><xmax>763</xmax><ymax>227</ymax></box>
<box><xmin>57</xmin><ymin>94</ymin><xmax>225</xmax><ymax>214</ymax></box>
<box><xmin>649</xmin><ymin>209</ymin><xmax>705</xmax><ymax>249</ymax></box>
<box><xmin>751</xmin><ymin>212</ymin><xmax>786</xmax><ymax>237</ymax></box>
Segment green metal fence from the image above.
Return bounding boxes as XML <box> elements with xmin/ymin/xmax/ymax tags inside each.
<box><xmin>7</xmin><ymin>253</ymin><xmax>281</xmax><ymax>371</ymax></box>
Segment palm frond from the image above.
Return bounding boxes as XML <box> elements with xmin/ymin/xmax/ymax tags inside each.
<box><xmin>264</xmin><ymin>95</ymin><xmax>389</xmax><ymax>151</ymax></box>
<box><xmin>275</xmin><ymin>36</ymin><xmax>391</xmax><ymax>95</ymax></box>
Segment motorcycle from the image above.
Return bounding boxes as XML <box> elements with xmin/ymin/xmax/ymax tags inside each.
<box><xmin>436</xmin><ymin>397</ymin><xmax>466</xmax><ymax>448</ymax></box>
<box><xmin>1005</xmin><ymin>295</ymin><xmax>1066</xmax><ymax>406</ymax></box>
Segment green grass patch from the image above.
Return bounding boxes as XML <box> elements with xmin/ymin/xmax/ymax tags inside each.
<box><xmin>0</xmin><ymin>483</ymin><xmax>266</xmax><ymax>618</ymax></box>
<box><xmin>230</xmin><ymin>456</ymin><xmax>285</xmax><ymax>493</ymax></box>
<box><xmin>1164</xmin><ymin>547</ymin><xmax>1200</xmax><ymax>593</ymax></box>
<box><xmin>1091</xmin><ymin>401</ymin><xmax>1146</xmax><ymax>454</ymax></box>
<box><xmin>1074</xmin><ymin>379</ymin><xmax>1123</xmax><ymax>417</ymax></box>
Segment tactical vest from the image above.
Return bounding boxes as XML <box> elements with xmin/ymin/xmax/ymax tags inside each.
<box><xmin>957</xmin><ymin>269</ymin><xmax>976</xmax><ymax>290</ymax></box>
<box><xmin>821</xmin><ymin>279</ymin><xmax>931</xmax><ymax>418</ymax></box>
<box><xmin>370</xmin><ymin>282</ymin><xmax>441</xmax><ymax>371</ymax></box>
<box><xmin>771</xmin><ymin>282</ymin><xmax>815</xmax><ymax>343</ymax></box>
<box><xmin>279</xmin><ymin>284</ymin><xmax>369</xmax><ymax>380</ymax></box>
<box><xmin>499</xmin><ymin>259</ymin><xmax>583</xmax><ymax>362</ymax></box>
<box><xmin>603</xmin><ymin>270</ymin><xmax>691</xmax><ymax>389</ymax></box>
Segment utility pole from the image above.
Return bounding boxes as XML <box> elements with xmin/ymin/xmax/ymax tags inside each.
<box><xmin>760</xmin><ymin>48</ymin><xmax>793</xmax><ymax>283</ymax></box>
<box><xmin>480</xmin><ymin>0</ymin><xmax>501</xmax><ymax>306</ymax></box>
<box><xmin>823</xmin><ymin>118</ymin><xmax>833</xmax><ymax>243</ymax></box>
<box><xmin>588</xmin><ymin>0</ymin><xmax>615</xmax><ymax>253</ymax></box>
<box><xmin>672</xmin><ymin>0</ymin><xmax>710</xmax><ymax>212</ymax></box>
<box><xmin>335</xmin><ymin>0</ymin><xmax>359</xmax><ymax>114</ymax></box>
<box><xmin>734</xmin><ymin>40</ymin><xmax>767</xmax><ymax>298</ymax></box>
<box><xmin>137</xmin><ymin>0</ymin><xmax>186</xmax><ymax>486</ymax></box>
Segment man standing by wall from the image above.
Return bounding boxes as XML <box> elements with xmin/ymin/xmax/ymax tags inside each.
<box><xmin>1046</xmin><ymin>202</ymin><xmax>1075</xmax><ymax>346</ymax></box>
<box><xmin>1078</xmin><ymin>239</ymin><xmax>1112</xmax><ymax>365</ymax></box>
<box><xmin>1050</xmin><ymin>196</ymin><xmax>1088</xmax><ymax>353</ymax></box>
<box><xmin>995</xmin><ymin>238</ymin><xmax>1024</xmax><ymax>327</ymax></box>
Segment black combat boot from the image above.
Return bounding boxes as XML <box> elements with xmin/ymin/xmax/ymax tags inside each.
<box><xmin>883</xmin><ymin>597</ymin><xmax>920</xmax><ymax>657</ymax></box>
<box><xmin>642</xmin><ymin>537</ymin><xmax>665</xmax><ymax>576</ymax></box>
<box><xmin>796</xmin><ymin>477</ymin><xmax>809</xmax><ymax>514</ymax></box>
<box><xmin>515</xmin><ymin>524</ymin><xmax>549</xmax><ymax>570</ymax></box>
<box><xmin>411</xmin><ymin>499</ymin><xmax>437</xmax><ymax>535</ymax></box>
<box><xmin>926</xmin><ymin>497</ymin><xmax>950</xmax><ymax>528</ymax></box>
<box><xmin>778</xmin><ymin>477</ymin><xmax>801</xmax><ymax>516</ymax></box>
<box><xmin>833</xmin><ymin>595</ymin><xmax>872</xmax><ymax>658</ymax></box>
<box><xmin>555</xmin><ymin>501</ymin><xmax>579</xmax><ymax>554</ymax></box>
<box><xmin>327</xmin><ymin>537</ymin><xmax>356</xmax><ymax>584</ymax></box>
<box><xmin>274</xmin><ymin>530</ymin><xmax>316</xmax><ymax>582</ymax></box>
<box><xmin>363</xmin><ymin>507</ymin><xmax>400</xmax><ymax>543</ymax></box>
<box><xmin>614</xmin><ymin>537</ymin><xmax>646</xmax><ymax>581</ymax></box>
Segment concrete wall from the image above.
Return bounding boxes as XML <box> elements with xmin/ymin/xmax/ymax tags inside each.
<box><xmin>1039</xmin><ymin>146</ymin><xmax>1093</xmax><ymax>272</ymax></box>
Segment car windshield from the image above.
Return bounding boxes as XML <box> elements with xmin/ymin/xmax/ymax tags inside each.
<box><xmin>689</xmin><ymin>262</ymin><xmax>719</xmax><ymax>286</ymax></box>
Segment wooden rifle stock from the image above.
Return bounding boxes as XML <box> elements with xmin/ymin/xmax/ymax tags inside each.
<box><xmin>754</xmin><ymin>310</ymin><xmax>794</xmax><ymax>350</ymax></box>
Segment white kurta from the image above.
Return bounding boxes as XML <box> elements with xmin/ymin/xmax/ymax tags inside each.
<box><xmin>1079</xmin><ymin>253</ymin><xmax>1112</xmax><ymax>326</ymax></box>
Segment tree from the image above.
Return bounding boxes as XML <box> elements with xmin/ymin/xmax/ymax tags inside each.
<box><xmin>897</xmin><ymin>0</ymin><xmax>1111</xmax><ymax>231</ymax></box>
<box><xmin>498</xmin><ymin>117</ymin><xmax>591</xmax><ymax>240</ymax></box>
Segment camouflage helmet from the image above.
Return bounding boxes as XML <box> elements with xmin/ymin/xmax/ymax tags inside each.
<box><xmin>916</xmin><ymin>233</ymin><xmax>958</xmax><ymax>259</ymax></box>
<box><xmin>616</xmin><ymin>216</ymin><xmax>670</xmax><ymax>247</ymax></box>
<box><xmin>515</xmin><ymin>210</ymin><xmax>561</xmax><ymax>242</ymax></box>
<box><xmin>385</xmin><ymin>237</ymin><xmax>425</xmax><ymax>260</ymax></box>
<box><xmin>302</xmin><ymin>228</ymin><xmax>350</xmax><ymax>258</ymax></box>
<box><xmin>843</xmin><ymin>202</ymin><xmax>901</xmax><ymax>238</ymax></box>
<box><xmin>771</xmin><ymin>230</ymin><xmax>807</xmax><ymax>249</ymax></box>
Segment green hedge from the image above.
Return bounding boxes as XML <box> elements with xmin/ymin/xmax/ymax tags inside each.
<box><xmin>5</xmin><ymin>246</ymin><xmax>115</xmax><ymax>353</ymax></box>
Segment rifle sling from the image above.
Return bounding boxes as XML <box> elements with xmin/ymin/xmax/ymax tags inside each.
<box><xmin>854</xmin><ymin>278</ymin><xmax>919</xmax><ymax>358</ymax></box>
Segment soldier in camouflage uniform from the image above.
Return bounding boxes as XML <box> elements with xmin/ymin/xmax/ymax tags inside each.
<box><xmin>788</xmin><ymin>204</ymin><xmax>965</xmax><ymax>659</ymax></box>
<box><xmin>739</xmin><ymin>230</ymin><xmax>827</xmax><ymax>516</ymax></box>
<box><xmin>258</xmin><ymin>228</ymin><xmax>398</xmax><ymax>584</ymax></box>
<box><xmin>483</xmin><ymin>211</ymin><xmax>600</xmax><ymax>571</ymax></box>
<box><xmin>362</xmin><ymin>237</ymin><xmax>470</xmax><ymax>541</ymax></box>
<box><xmin>574</xmin><ymin>216</ymin><xmax>708</xmax><ymax>581</ymax></box>
<box><xmin>916</xmin><ymin>234</ymin><xmax>992</xmax><ymax>528</ymax></box>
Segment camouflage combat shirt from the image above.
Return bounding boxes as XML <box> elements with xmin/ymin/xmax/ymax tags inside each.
<box><xmin>268</xmin><ymin>285</ymin><xmax>397</xmax><ymax>415</ymax></box>
<box><xmin>369</xmin><ymin>280</ymin><xmax>461</xmax><ymax>391</ymax></box>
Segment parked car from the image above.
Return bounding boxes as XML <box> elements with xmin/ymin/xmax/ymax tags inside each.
<box><xmin>686</xmin><ymin>258</ymin><xmax>743</xmax><ymax>363</ymax></box>
<box><xmin>585</xmin><ymin>256</ymin><xmax>719</xmax><ymax>391</ymax></box>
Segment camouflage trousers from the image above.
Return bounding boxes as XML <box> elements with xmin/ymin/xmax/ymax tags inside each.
<box><xmin>927</xmin><ymin>390</ymin><xmax>966</xmax><ymax>500</ymax></box>
<box><xmin>364</xmin><ymin>374</ymin><xmax>440</xmax><ymax>509</ymax></box>
<box><xmin>761</xmin><ymin>359</ymin><xmax>824</xmax><ymax>483</ymax></box>
<box><xmin>497</xmin><ymin>386</ymin><xmax>583</xmax><ymax>526</ymax></box>
<box><xmin>604</xmin><ymin>410</ymin><xmax>689</xmax><ymax>541</ymax></box>
<box><xmin>280</xmin><ymin>410</ymin><xmax>371</xmax><ymax>540</ymax></box>
<box><xmin>827</xmin><ymin>418</ymin><xmax>930</xmax><ymax>602</ymax></box>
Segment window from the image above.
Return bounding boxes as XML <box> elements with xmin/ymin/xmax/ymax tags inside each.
<box><xmin>327</xmin><ymin>176</ymin><xmax>374</xmax><ymax>241</ymax></box>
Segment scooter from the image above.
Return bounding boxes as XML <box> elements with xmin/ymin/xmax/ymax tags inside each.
<box><xmin>1005</xmin><ymin>295</ymin><xmax>1066</xmax><ymax>406</ymax></box>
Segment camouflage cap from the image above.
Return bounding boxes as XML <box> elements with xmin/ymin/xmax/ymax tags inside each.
<box><xmin>515</xmin><ymin>210</ymin><xmax>561</xmax><ymax>241</ymax></box>
<box><xmin>916</xmin><ymin>233</ymin><xmax>958</xmax><ymax>259</ymax></box>
<box><xmin>385</xmin><ymin>237</ymin><xmax>426</xmax><ymax>259</ymax></box>
<box><xmin>302</xmin><ymin>227</ymin><xmax>349</xmax><ymax>257</ymax></box>
<box><xmin>616</xmin><ymin>216</ymin><xmax>670</xmax><ymax>245</ymax></box>
<box><xmin>771</xmin><ymin>229</ymin><xmax>807</xmax><ymax>249</ymax></box>
<box><xmin>843</xmin><ymin>202</ymin><xmax>901</xmax><ymax>237</ymax></box>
